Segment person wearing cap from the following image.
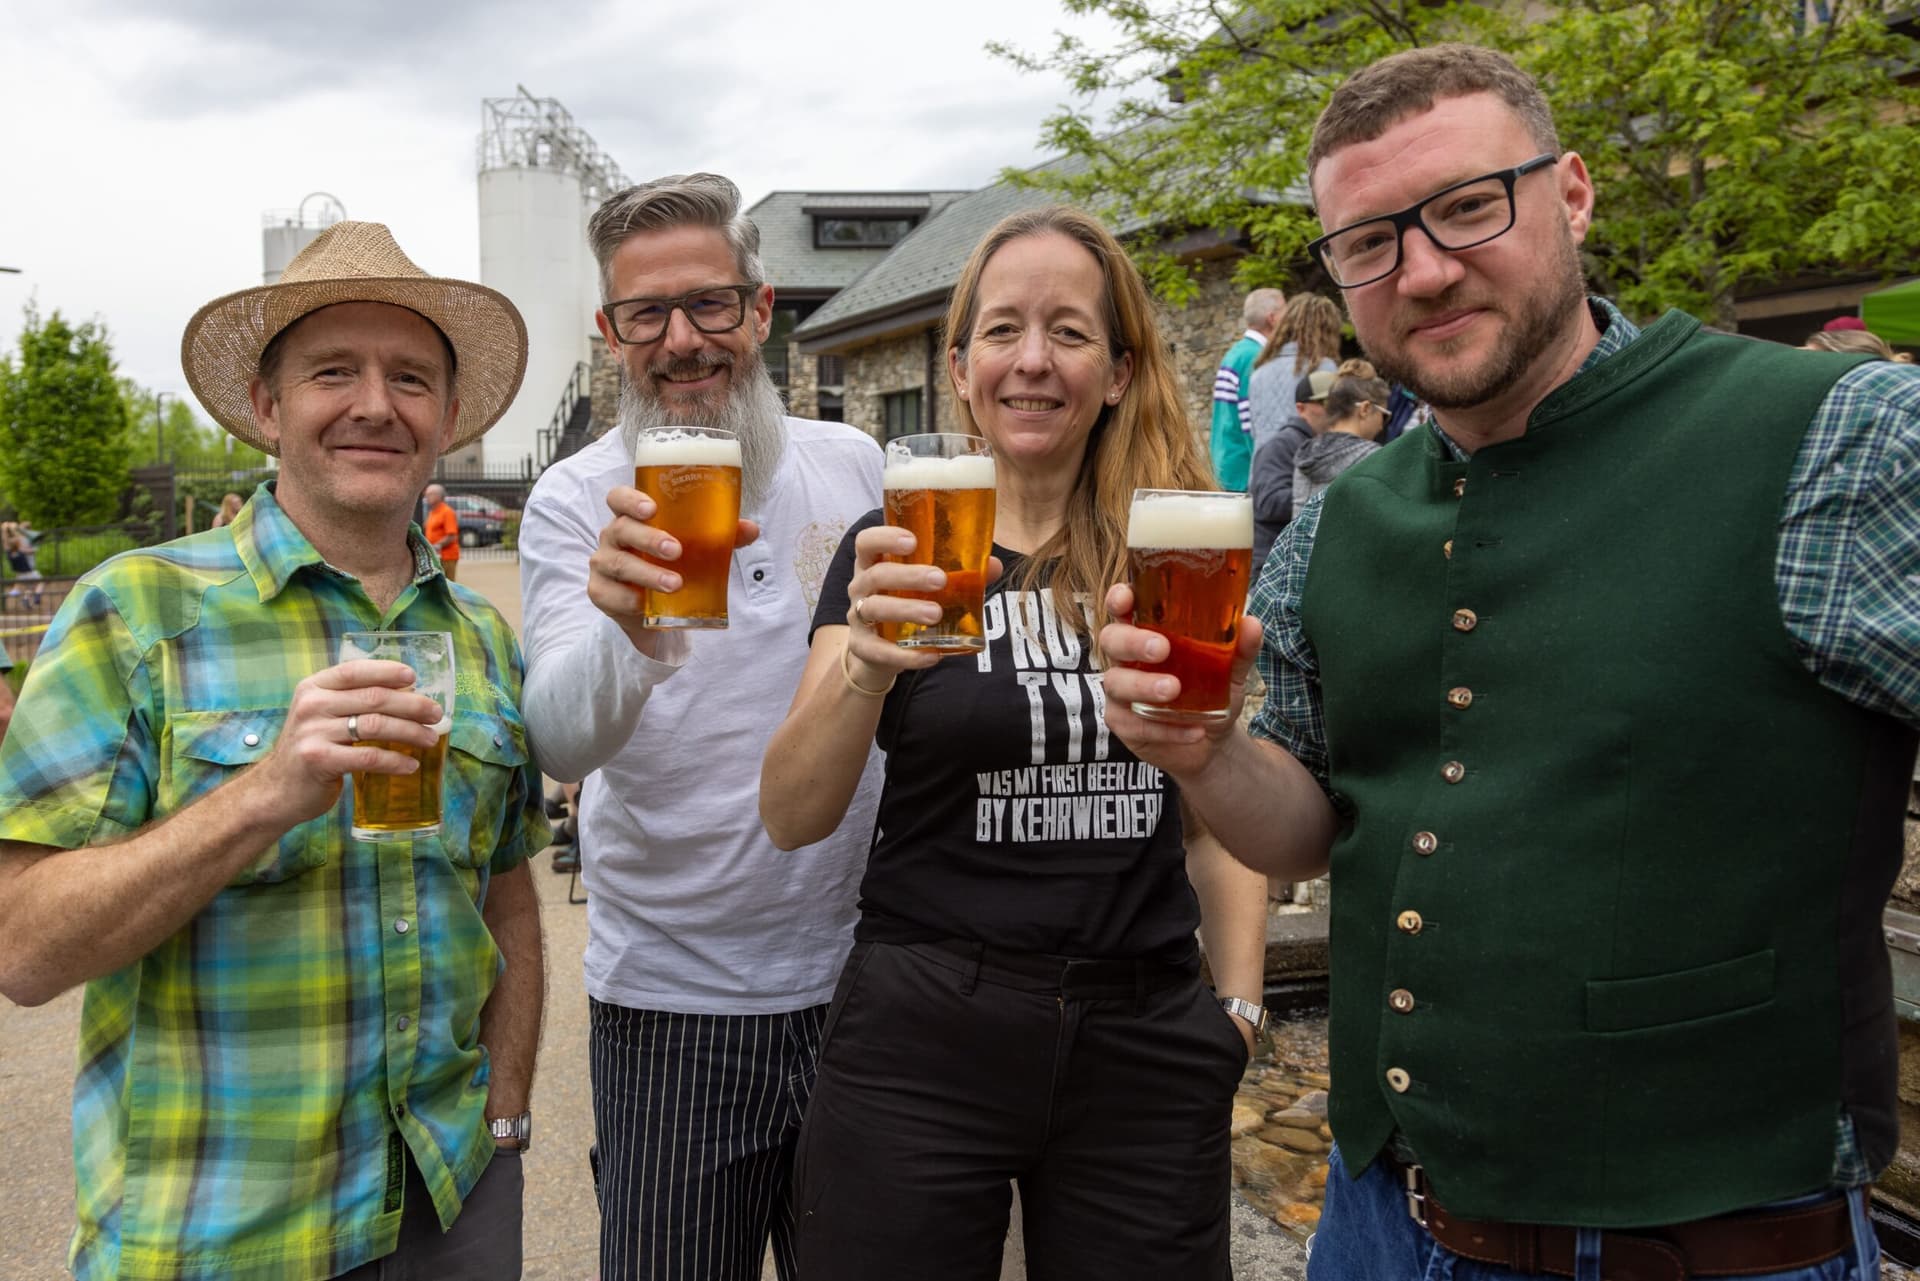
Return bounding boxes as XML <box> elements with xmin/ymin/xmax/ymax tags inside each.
<box><xmin>1289</xmin><ymin>361</ymin><xmax>1393</xmax><ymax>511</ymax></box>
<box><xmin>1100</xmin><ymin>43</ymin><xmax>1918</xmax><ymax>1281</ymax></box>
<box><xmin>0</xmin><ymin>222</ymin><xmax>550</xmax><ymax>1281</ymax></box>
<box><xmin>516</xmin><ymin>173</ymin><xmax>884</xmax><ymax>1281</ymax></box>
<box><xmin>1248</xmin><ymin>368</ymin><xmax>1337</xmax><ymax>575</ymax></box>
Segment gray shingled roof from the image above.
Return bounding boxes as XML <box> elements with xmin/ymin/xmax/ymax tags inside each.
<box><xmin>747</xmin><ymin>190</ymin><xmax>969</xmax><ymax>294</ymax></box>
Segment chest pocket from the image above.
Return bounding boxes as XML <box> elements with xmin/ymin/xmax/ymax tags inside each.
<box><xmin>167</xmin><ymin>708</ymin><xmax>326</xmax><ymax>886</ymax></box>
<box><xmin>435</xmin><ymin>703</ymin><xmax>532</xmax><ymax>869</ymax></box>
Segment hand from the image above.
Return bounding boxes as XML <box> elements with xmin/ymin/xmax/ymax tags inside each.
<box><xmin>840</xmin><ymin>524</ymin><xmax>1003</xmax><ymax>689</ymax></box>
<box><xmin>251</xmin><ymin>660</ymin><xmax>448</xmax><ymax>828</ymax></box>
<box><xmin>1228</xmin><ymin>1011</ymin><xmax>1257</xmax><ymax>1057</ymax></box>
<box><xmin>1096</xmin><ymin>583</ymin><xmax>1263</xmax><ymax>780</ymax></box>
<box><xmin>586</xmin><ymin>485</ymin><xmax>760</xmax><ymax>655</ymax></box>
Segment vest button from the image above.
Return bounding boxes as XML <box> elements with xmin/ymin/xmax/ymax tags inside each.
<box><xmin>1452</xmin><ymin>476</ymin><xmax>1467</xmax><ymax>498</ymax></box>
<box><xmin>1386</xmin><ymin>1067</ymin><xmax>1412</xmax><ymax>1093</ymax></box>
<box><xmin>1442</xmin><ymin>539</ymin><xmax>1453</xmax><ymax>560</ymax></box>
<box><xmin>1389</xmin><ymin>988</ymin><xmax>1416</xmax><ymax>1014</ymax></box>
<box><xmin>1447</xmin><ymin>686</ymin><xmax>1473</xmax><ymax>709</ymax></box>
<box><xmin>1452</xmin><ymin>608</ymin><xmax>1478</xmax><ymax>632</ymax></box>
<box><xmin>1397</xmin><ymin>910</ymin><xmax>1423</xmax><ymax>934</ymax></box>
<box><xmin>1440</xmin><ymin>761</ymin><xmax>1465</xmax><ymax>784</ymax></box>
<box><xmin>1412</xmin><ymin>831</ymin><xmax>1438</xmax><ymax>855</ymax></box>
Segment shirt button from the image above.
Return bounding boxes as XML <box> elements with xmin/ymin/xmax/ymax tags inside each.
<box><xmin>395</xmin><ymin>1103</ymin><xmax>407</xmax><ymax>1118</ymax></box>
<box><xmin>1447</xmin><ymin>686</ymin><xmax>1473</xmax><ymax>709</ymax></box>
<box><xmin>1442</xmin><ymin>539</ymin><xmax>1453</xmax><ymax>560</ymax></box>
<box><xmin>1452</xmin><ymin>608</ymin><xmax>1478</xmax><ymax>632</ymax></box>
<box><xmin>752</xmin><ymin>568</ymin><xmax>766</xmax><ymax>582</ymax></box>
<box><xmin>242</xmin><ymin>732</ymin><xmax>261</xmax><ymax>747</ymax></box>
<box><xmin>396</xmin><ymin>1016</ymin><xmax>411</xmax><ymax>1031</ymax></box>
<box><xmin>1441</xmin><ymin>761</ymin><xmax>1466</xmax><ymax>784</ymax></box>
<box><xmin>492</xmin><ymin>734</ymin><xmax>504</xmax><ymax>747</ymax></box>
<box><xmin>1412</xmin><ymin>831</ymin><xmax>1438</xmax><ymax>855</ymax></box>
<box><xmin>394</xmin><ymin>918</ymin><xmax>411</xmax><ymax>934</ymax></box>
<box><xmin>1452</xmin><ymin>477</ymin><xmax>1467</xmax><ymax>498</ymax></box>
<box><xmin>1389</xmin><ymin>988</ymin><xmax>1416</xmax><ymax>1014</ymax></box>
<box><xmin>1386</xmin><ymin>1067</ymin><xmax>1412</xmax><ymax>1093</ymax></box>
<box><xmin>1397</xmin><ymin>910</ymin><xmax>1424</xmax><ymax>934</ymax></box>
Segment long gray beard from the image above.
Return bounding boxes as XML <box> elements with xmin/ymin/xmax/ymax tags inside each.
<box><xmin>618</xmin><ymin>346</ymin><xmax>788</xmax><ymax>511</ymax></box>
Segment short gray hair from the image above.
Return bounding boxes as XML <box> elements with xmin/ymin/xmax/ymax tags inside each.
<box><xmin>588</xmin><ymin>173</ymin><xmax>765</xmax><ymax>300</ymax></box>
<box><xmin>1242</xmin><ymin>288</ymin><xmax>1285</xmax><ymax>330</ymax></box>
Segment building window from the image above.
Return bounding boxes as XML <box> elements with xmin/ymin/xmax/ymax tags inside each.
<box><xmin>817</xmin><ymin>392</ymin><xmax>844</xmax><ymax>423</ymax></box>
<box><xmin>883</xmin><ymin>390</ymin><xmax>923</xmax><ymax>441</ymax></box>
<box><xmin>765</xmin><ymin>308</ymin><xmax>797</xmax><ymax>388</ymax></box>
<box><xmin>814</xmin><ymin>217</ymin><xmax>917</xmax><ymax>248</ymax></box>
<box><xmin>817</xmin><ymin>354</ymin><xmax>846</xmax><ymax>387</ymax></box>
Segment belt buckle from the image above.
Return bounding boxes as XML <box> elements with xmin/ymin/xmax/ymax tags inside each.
<box><xmin>1403</xmin><ymin>1163</ymin><xmax>1428</xmax><ymax>1229</ymax></box>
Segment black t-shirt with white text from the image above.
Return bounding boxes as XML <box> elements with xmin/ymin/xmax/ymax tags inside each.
<box><xmin>812</xmin><ymin>512</ymin><xmax>1198</xmax><ymax>960</ymax></box>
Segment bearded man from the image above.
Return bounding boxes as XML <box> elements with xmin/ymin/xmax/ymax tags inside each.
<box><xmin>516</xmin><ymin>172</ymin><xmax>883</xmax><ymax>1281</ymax></box>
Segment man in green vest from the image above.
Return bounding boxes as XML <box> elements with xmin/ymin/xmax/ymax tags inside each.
<box><xmin>1100</xmin><ymin>42</ymin><xmax>1919</xmax><ymax>1281</ymax></box>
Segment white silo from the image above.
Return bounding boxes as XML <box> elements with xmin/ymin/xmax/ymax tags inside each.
<box><xmin>262</xmin><ymin>193</ymin><xmax>346</xmax><ymax>284</ymax></box>
<box><xmin>476</xmin><ymin>88</ymin><xmax>626</xmax><ymax>472</ymax></box>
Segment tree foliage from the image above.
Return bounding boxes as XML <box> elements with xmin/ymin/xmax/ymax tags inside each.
<box><xmin>996</xmin><ymin>1</ymin><xmax>1920</xmax><ymax>324</ymax></box>
<box><xmin>0</xmin><ymin>305</ymin><xmax>134</xmax><ymax>527</ymax></box>
<box><xmin>122</xmin><ymin>382</ymin><xmax>268</xmax><ymax>472</ymax></box>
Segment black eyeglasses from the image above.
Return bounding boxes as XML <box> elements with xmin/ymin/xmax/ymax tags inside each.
<box><xmin>601</xmin><ymin>284</ymin><xmax>761</xmax><ymax>344</ymax></box>
<box><xmin>1307</xmin><ymin>155</ymin><xmax>1557</xmax><ymax>289</ymax></box>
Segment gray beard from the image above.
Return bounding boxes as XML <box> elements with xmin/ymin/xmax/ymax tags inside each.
<box><xmin>618</xmin><ymin>344</ymin><xmax>788</xmax><ymax>511</ymax></box>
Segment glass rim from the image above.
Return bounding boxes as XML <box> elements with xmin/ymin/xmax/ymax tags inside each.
<box><xmin>635</xmin><ymin>425</ymin><xmax>739</xmax><ymax>440</ymax></box>
<box><xmin>340</xmin><ymin>629</ymin><xmax>455</xmax><ymax>643</ymax></box>
<box><xmin>886</xmin><ymin>432</ymin><xmax>992</xmax><ymax>452</ymax></box>
<box><xmin>1130</xmin><ymin>488</ymin><xmax>1250</xmax><ymax>501</ymax></box>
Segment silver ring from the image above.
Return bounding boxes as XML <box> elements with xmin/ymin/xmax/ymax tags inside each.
<box><xmin>346</xmin><ymin>715</ymin><xmax>361</xmax><ymax>743</ymax></box>
<box><xmin>852</xmin><ymin>597</ymin><xmax>869</xmax><ymax>626</ymax></box>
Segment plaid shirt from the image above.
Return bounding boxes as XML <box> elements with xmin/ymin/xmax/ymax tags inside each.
<box><xmin>0</xmin><ymin>484</ymin><xmax>548</xmax><ymax>1281</ymax></box>
<box><xmin>1251</xmin><ymin>300</ymin><xmax>1920</xmax><ymax>1184</ymax></box>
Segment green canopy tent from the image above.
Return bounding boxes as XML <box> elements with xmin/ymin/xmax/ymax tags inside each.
<box><xmin>1861</xmin><ymin>277</ymin><xmax>1920</xmax><ymax>345</ymax></box>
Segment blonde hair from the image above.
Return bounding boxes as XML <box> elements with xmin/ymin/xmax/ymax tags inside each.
<box><xmin>1803</xmin><ymin>329</ymin><xmax>1896</xmax><ymax>360</ymax></box>
<box><xmin>1255</xmin><ymin>293</ymin><xmax>1343</xmax><ymax>372</ymax></box>
<box><xmin>945</xmin><ymin>206</ymin><xmax>1213</xmax><ymax>636</ymax></box>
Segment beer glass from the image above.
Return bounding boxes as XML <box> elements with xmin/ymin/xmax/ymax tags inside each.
<box><xmin>881</xmin><ymin>433</ymin><xmax>995</xmax><ymax>654</ymax></box>
<box><xmin>1126</xmin><ymin>489</ymin><xmax>1253</xmax><ymax>723</ymax></box>
<box><xmin>634</xmin><ymin>426</ymin><xmax>742</xmax><ymax>628</ymax></box>
<box><xmin>340</xmin><ymin>631</ymin><xmax>455</xmax><ymax>840</ymax></box>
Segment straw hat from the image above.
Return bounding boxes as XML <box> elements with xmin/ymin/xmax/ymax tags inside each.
<box><xmin>181</xmin><ymin>221</ymin><xmax>528</xmax><ymax>456</ymax></box>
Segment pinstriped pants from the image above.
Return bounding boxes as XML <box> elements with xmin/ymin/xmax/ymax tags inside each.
<box><xmin>588</xmin><ymin>997</ymin><xmax>827</xmax><ymax>1281</ymax></box>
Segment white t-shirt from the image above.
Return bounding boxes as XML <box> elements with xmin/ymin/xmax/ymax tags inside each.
<box><xmin>518</xmin><ymin>418</ymin><xmax>886</xmax><ymax>1014</ymax></box>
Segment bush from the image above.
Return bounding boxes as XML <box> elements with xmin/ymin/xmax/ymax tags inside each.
<box><xmin>33</xmin><ymin>530</ymin><xmax>142</xmax><ymax>578</ymax></box>
<box><xmin>501</xmin><ymin>513</ymin><xmax>521</xmax><ymax>552</ymax></box>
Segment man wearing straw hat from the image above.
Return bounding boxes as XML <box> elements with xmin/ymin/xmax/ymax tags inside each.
<box><xmin>0</xmin><ymin>222</ymin><xmax>551</xmax><ymax>1281</ymax></box>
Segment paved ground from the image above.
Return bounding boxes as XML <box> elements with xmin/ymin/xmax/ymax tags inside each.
<box><xmin>0</xmin><ymin>553</ymin><xmax>1302</xmax><ymax>1280</ymax></box>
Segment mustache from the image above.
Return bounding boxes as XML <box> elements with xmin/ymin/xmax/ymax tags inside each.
<box><xmin>649</xmin><ymin>351</ymin><xmax>735</xmax><ymax>380</ymax></box>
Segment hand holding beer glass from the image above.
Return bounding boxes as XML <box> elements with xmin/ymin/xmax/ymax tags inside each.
<box><xmin>633</xmin><ymin>426</ymin><xmax>742</xmax><ymax>629</ymax></box>
<box><xmin>1125</xmin><ymin>490</ymin><xmax>1253</xmax><ymax>723</ymax></box>
<box><xmin>877</xmin><ymin>433</ymin><xmax>996</xmax><ymax>654</ymax></box>
<box><xmin>339</xmin><ymin>631</ymin><xmax>454</xmax><ymax>840</ymax></box>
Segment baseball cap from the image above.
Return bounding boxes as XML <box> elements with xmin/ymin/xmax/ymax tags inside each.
<box><xmin>1295</xmin><ymin>370</ymin><xmax>1338</xmax><ymax>404</ymax></box>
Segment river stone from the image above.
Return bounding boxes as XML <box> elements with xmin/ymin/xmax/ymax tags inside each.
<box><xmin>1267</xmin><ymin>1109</ymin><xmax>1321</xmax><ymax>1131</ymax></box>
<box><xmin>1293</xmin><ymin>1089</ymin><xmax>1329</xmax><ymax>1116</ymax></box>
<box><xmin>1231</xmin><ymin>1102</ymin><xmax>1266</xmax><ymax>1138</ymax></box>
<box><xmin>1275</xmin><ymin>1128</ymin><xmax>1328</xmax><ymax>1155</ymax></box>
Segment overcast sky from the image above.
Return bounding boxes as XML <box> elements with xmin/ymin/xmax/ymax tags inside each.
<box><xmin>0</xmin><ymin>0</ymin><xmax>1117</xmax><ymax>407</ymax></box>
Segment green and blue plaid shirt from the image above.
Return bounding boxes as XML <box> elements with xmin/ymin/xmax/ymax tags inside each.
<box><xmin>1251</xmin><ymin>300</ymin><xmax>1920</xmax><ymax>1185</ymax></box>
<box><xmin>0</xmin><ymin>484</ymin><xmax>548</xmax><ymax>1281</ymax></box>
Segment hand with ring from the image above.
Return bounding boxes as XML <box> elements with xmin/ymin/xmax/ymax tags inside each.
<box><xmin>840</xmin><ymin>524</ymin><xmax>1003</xmax><ymax>690</ymax></box>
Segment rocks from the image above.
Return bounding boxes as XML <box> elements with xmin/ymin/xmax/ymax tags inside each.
<box><xmin>1230</xmin><ymin>1016</ymin><xmax>1332</xmax><ymax>1243</ymax></box>
<box><xmin>1231</xmin><ymin>1102</ymin><xmax>1267</xmax><ymax>1138</ymax></box>
<box><xmin>1273</xmin><ymin>1128</ymin><xmax>1328</xmax><ymax>1155</ymax></box>
<box><xmin>1293</xmin><ymin>1089</ymin><xmax>1329</xmax><ymax>1116</ymax></box>
<box><xmin>1267</xmin><ymin>1109</ymin><xmax>1321</xmax><ymax>1131</ymax></box>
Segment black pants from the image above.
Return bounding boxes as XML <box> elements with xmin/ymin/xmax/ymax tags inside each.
<box><xmin>333</xmin><ymin>1148</ymin><xmax>523</xmax><ymax>1280</ymax></box>
<box><xmin>588</xmin><ymin>997</ymin><xmax>827</xmax><ymax>1281</ymax></box>
<box><xmin>793</xmin><ymin>939</ymin><xmax>1247</xmax><ymax>1281</ymax></box>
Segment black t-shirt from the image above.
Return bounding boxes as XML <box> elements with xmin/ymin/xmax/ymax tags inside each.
<box><xmin>812</xmin><ymin>511</ymin><xmax>1198</xmax><ymax>960</ymax></box>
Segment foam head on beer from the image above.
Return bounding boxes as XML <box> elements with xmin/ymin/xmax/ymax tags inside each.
<box><xmin>1125</xmin><ymin>492</ymin><xmax>1253</xmax><ymax>550</ymax></box>
<box><xmin>634</xmin><ymin>428</ymin><xmax>743</xmax><ymax>469</ymax></box>
<box><xmin>882</xmin><ymin>453</ymin><xmax>996</xmax><ymax>491</ymax></box>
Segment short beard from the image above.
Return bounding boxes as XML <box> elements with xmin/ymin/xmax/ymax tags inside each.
<box><xmin>1364</xmin><ymin>231</ymin><xmax>1588</xmax><ymax>411</ymax></box>
<box><xmin>618</xmin><ymin>343</ymin><xmax>788</xmax><ymax>510</ymax></box>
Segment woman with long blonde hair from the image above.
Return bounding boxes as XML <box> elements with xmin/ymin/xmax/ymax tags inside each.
<box><xmin>1248</xmin><ymin>293</ymin><xmax>1342</xmax><ymax>528</ymax></box>
<box><xmin>761</xmin><ymin>205</ymin><xmax>1266</xmax><ymax>1279</ymax></box>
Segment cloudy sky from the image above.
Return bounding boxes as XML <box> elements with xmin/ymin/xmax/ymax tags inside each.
<box><xmin>0</xmin><ymin>0</ymin><xmax>1117</xmax><ymax>406</ymax></box>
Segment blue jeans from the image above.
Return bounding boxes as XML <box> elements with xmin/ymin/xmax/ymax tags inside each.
<box><xmin>1306</xmin><ymin>1146</ymin><xmax>1880</xmax><ymax>1281</ymax></box>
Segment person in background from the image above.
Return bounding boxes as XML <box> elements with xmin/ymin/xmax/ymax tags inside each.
<box><xmin>211</xmin><ymin>491</ymin><xmax>245</xmax><ymax>527</ymax></box>
<box><xmin>1209</xmin><ymin>286</ymin><xmax>1287</xmax><ymax>491</ymax></box>
<box><xmin>0</xmin><ymin>648</ymin><xmax>13</xmax><ymax>743</ymax></box>
<box><xmin>1291</xmin><ymin>360</ymin><xmax>1392</xmax><ymax>510</ymax></box>
<box><xmin>1804</xmin><ymin>328</ymin><xmax>1898</xmax><ymax>361</ymax></box>
<box><xmin>1250</xmin><ymin>367</ymin><xmax>1338</xmax><ymax>576</ymax></box>
<box><xmin>3</xmin><ymin>521</ymin><xmax>41</xmax><ymax>609</ymax></box>
<box><xmin>1250</xmin><ymin>294</ymin><xmax>1342</xmax><ymax>451</ymax></box>
<box><xmin>423</xmin><ymin>482</ymin><xmax>460</xmax><ymax>581</ymax></box>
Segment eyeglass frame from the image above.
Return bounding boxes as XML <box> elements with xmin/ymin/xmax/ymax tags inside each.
<box><xmin>1306</xmin><ymin>154</ymin><xmax>1558</xmax><ymax>290</ymax></box>
<box><xmin>599</xmin><ymin>283</ymin><xmax>764</xmax><ymax>345</ymax></box>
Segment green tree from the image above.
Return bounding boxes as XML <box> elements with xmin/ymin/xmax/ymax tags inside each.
<box><xmin>122</xmin><ymin>382</ymin><xmax>268</xmax><ymax>471</ymax></box>
<box><xmin>0</xmin><ymin>305</ymin><xmax>134</xmax><ymax>526</ymax></box>
<box><xmin>997</xmin><ymin>0</ymin><xmax>1920</xmax><ymax>324</ymax></box>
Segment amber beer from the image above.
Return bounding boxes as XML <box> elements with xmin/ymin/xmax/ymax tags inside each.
<box><xmin>881</xmin><ymin>435</ymin><xmax>995</xmax><ymax>653</ymax></box>
<box><xmin>1127</xmin><ymin>490</ymin><xmax>1253</xmax><ymax>723</ymax></box>
<box><xmin>634</xmin><ymin>427</ymin><xmax>742</xmax><ymax>628</ymax></box>
<box><xmin>351</xmin><ymin>722</ymin><xmax>450</xmax><ymax>838</ymax></box>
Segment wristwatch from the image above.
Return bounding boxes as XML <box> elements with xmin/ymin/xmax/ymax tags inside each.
<box><xmin>489</xmin><ymin>1112</ymin><xmax>532</xmax><ymax>1152</ymax></box>
<box><xmin>1220</xmin><ymin>996</ymin><xmax>1269</xmax><ymax>1034</ymax></box>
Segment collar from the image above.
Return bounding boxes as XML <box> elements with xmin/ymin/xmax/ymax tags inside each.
<box><xmin>234</xmin><ymin>482</ymin><xmax>445</xmax><ymax>603</ymax></box>
<box><xmin>1244</xmin><ymin>328</ymin><xmax>1269</xmax><ymax>345</ymax></box>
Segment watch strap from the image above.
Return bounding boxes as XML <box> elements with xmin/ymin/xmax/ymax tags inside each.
<box><xmin>1220</xmin><ymin>996</ymin><xmax>1269</xmax><ymax>1033</ymax></box>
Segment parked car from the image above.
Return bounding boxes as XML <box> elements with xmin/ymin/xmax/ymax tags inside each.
<box><xmin>444</xmin><ymin>494</ymin><xmax>512</xmax><ymax>547</ymax></box>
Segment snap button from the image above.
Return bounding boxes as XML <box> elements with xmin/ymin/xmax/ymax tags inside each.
<box><xmin>1452</xmin><ymin>608</ymin><xmax>1478</xmax><ymax>632</ymax></box>
<box><xmin>242</xmin><ymin>732</ymin><xmax>261</xmax><ymax>748</ymax></box>
<box><xmin>492</xmin><ymin>734</ymin><xmax>504</xmax><ymax>747</ymax></box>
<box><xmin>1442</xmin><ymin>539</ymin><xmax>1453</xmax><ymax>560</ymax></box>
<box><xmin>394</xmin><ymin>918</ymin><xmax>411</xmax><ymax>935</ymax></box>
<box><xmin>396</xmin><ymin>1016</ymin><xmax>411</xmax><ymax>1032</ymax></box>
<box><xmin>1440</xmin><ymin>761</ymin><xmax>1465</xmax><ymax>784</ymax></box>
<box><xmin>752</xmin><ymin>568</ymin><xmax>766</xmax><ymax>582</ymax></box>
<box><xmin>1412</xmin><ymin>831</ymin><xmax>1438</xmax><ymax>855</ymax></box>
<box><xmin>1389</xmin><ymin>988</ymin><xmax>1416</xmax><ymax>1014</ymax></box>
<box><xmin>1386</xmin><ymin>1067</ymin><xmax>1412</xmax><ymax>1093</ymax></box>
<box><xmin>1397</xmin><ymin>910</ymin><xmax>1423</xmax><ymax>934</ymax></box>
<box><xmin>1447</xmin><ymin>686</ymin><xmax>1473</xmax><ymax>709</ymax></box>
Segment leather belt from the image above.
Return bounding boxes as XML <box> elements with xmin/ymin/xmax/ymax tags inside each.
<box><xmin>1395</xmin><ymin>1161</ymin><xmax>1853</xmax><ymax>1280</ymax></box>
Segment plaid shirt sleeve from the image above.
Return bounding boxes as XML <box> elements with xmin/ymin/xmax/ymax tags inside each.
<box><xmin>1777</xmin><ymin>359</ymin><xmax>1920</xmax><ymax>728</ymax></box>
<box><xmin>1248</xmin><ymin>493</ymin><xmax>1330</xmax><ymax>790</ymax></box>
<box><xmin>0</xmin><ymin>580</ymin><xmax>157</xmax><ymax>847</ymax></box>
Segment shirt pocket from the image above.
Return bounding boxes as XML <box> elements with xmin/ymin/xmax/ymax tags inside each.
<box><xmin>166</xmin><ymin>708</ymin><xmax>326</xmax><ymax>886</ymax></box>
<box><xmin>437</xmin><ymin>703</ymin><xmax>532</xmax><ymax>869</ymax></box>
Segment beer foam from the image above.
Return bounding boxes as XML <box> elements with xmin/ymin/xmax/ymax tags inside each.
<box><xmin>883</xmin><ymin>454</ymin><xmax>996</xmax><ymax>490</ymax></box>
<box><xmin>430</xmin><ymin>717</ymin><xmax>452</xmax><ymax>737</ymax></box>
<box><xmin>1127</xmin><ymin>495</ymin><xmax>1253</xmax><ymax>548</ymax></box>
<box><xmin>633</xmin><ymin>432</ymin><xmax>742</xmax><ymax>467</ymax></box>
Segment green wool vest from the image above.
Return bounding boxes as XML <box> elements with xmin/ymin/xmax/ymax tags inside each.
<box><xmin>1302</xmin><ymin>311</ymin><xmax>1917</xmax><ymax>1227</ymax></box>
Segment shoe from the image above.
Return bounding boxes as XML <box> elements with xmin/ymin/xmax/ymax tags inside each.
<box><xmin>550</xmin><ymin>846</ymin><xmax>580</xmax><ymax>874</ymax></box>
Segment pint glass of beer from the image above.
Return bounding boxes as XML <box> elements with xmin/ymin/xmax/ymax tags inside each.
<box><xmin>881</xmin><ymin>433</ymin><xmax>995</xmax><ymax>653</ymax></box>
<box><xmin>339</xmin><ymin>631</ymin><xmax>455</xmax><ymax>840</ymax></box>
<box><xmin>1126</xmin><ymin>489</ymin><xmax>1253</xmax><ymax>723</ymax></box>
<box><xmin>634</xmin><ymin>426</ymin><xmax>742</xmax><ymax>628</ymax></box>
